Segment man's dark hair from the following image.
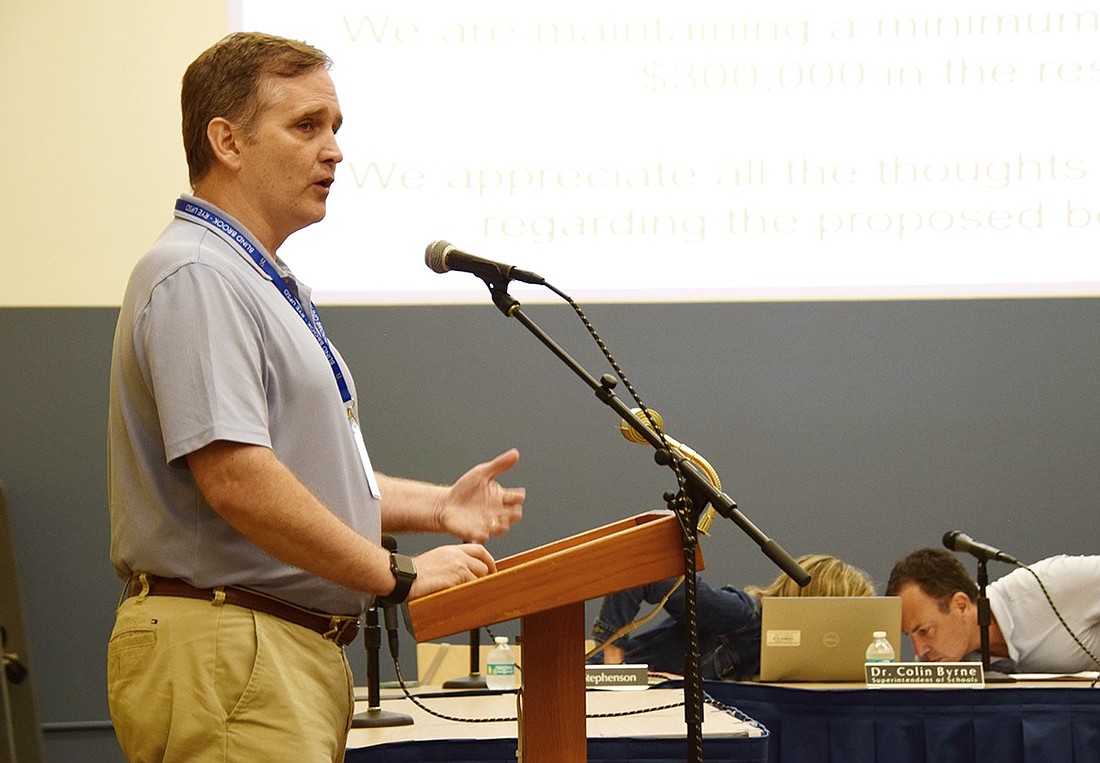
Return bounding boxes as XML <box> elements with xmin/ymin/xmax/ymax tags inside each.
<box><xmin>886</xmin><ymin>547</ymin><xmax>978</xmax><ymax>610</ymax></box>
<box><xmin>181</xmin><ymin>32</ymin><xmax>331</xmax><ymax>187</ymax></box>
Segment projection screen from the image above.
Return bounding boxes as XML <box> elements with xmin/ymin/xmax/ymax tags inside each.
<box><xmin>235</xmin><ymin>1</ymin><xmax>1100</xmax><ymax>304</ymax></box>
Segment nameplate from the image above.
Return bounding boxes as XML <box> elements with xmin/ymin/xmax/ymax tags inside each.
<box><xmin>586</xmin><ymin>664</ymin><xmax>649</xmax><ymax>690</ymax></box>
<box><xmin>865</xmin><ymin>661</ymin><xmax>985</xmax><ymax>688</ymax></box>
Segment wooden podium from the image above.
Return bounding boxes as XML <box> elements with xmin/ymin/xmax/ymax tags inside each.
<box><xmin>405</xmin><ymin>511</ymin><xmax>703</xmax><ymax>762</ymax></box>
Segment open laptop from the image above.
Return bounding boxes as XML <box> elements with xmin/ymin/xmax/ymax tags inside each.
<box><xmin>757</xmin><ymin>596</ymin><xmax>902</xmax><ymax>682</ymax></box>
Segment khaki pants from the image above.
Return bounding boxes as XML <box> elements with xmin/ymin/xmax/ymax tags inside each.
<box><xmin>108</xmin><ymin>592</ymin><xmax>354</xmax><ymax>762</ymax></box>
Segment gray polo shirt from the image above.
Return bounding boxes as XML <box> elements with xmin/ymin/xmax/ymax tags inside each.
<box><xmin>108</xmin><ymin>195</ymin><xmax>379</xmax><ymax>615</ymax></box>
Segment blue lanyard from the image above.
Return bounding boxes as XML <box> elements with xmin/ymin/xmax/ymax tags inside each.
<box><xmin>174</xmin><ymin>198</ymin><xmax>353</xmax><ymax>405</ymax></box>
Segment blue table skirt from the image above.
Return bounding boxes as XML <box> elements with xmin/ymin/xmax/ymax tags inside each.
<box><xmin>347</xmin><ymin>734</ymin><xmax>769</xmax><ymax>762</ymax></box>
<box><xmin>699</xmin><ymin>679</ymin><xmax>1100</xmax><ymax>763</ymax></box>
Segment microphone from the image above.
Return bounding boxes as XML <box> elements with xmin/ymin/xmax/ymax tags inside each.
<box><xmin>942</xmin><ymin>530</ymin><xmax>1020</xmax><ymax>565</ymax></box>
<box><xmin>424</xmin><ymin>240</ymin><xmax>544</xmax><ymax>285</ymax></box>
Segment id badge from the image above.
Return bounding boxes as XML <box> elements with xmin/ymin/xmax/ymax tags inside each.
<box><xmin>349</xmin><ymin>410</ymin><xmax>382</xmax><ymax>499</ymax></box>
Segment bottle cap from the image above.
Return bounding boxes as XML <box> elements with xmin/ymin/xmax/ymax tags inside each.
<box><xmin>495</xmin><ymin>636</ymin><xmax>509</xmax><ymax>645</ymax></box>
<box><xmin>872</xmin><ymin>630</ymin><xmax>887</xmax><ymax>638</ymax></box>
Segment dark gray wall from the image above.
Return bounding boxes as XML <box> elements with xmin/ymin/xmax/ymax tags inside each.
<box><xmin>2</xmin><ymin>299</ymin><xmax>1098</xmax><ymax>760</ymax></box>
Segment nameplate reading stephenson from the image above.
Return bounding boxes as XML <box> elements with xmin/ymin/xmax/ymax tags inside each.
<box><xmin>585</xmin><ymin>664</ymin><xmax>650</xmax><ymax>690</ymax></box>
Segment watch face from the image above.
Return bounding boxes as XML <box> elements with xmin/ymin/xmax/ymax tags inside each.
<box><xmin>392</xmin><ymin>553</ymin><xmax>417</xmax><ymax>578</ymax></box>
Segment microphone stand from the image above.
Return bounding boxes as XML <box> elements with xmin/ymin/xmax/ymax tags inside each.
<box><xmin>2</xmin><ymin>632</ymin><xmax>27</xmax><ymax>763</ymax></box>
<box><xmin>973</xmin><ymin>559</ymin><xmax>1013</xmax><ymax>682</ymax></box>
<box><xmin>440</xmin><ymin>536</ymin><xmax>489</xmax><ymax>690</ymax></box>
<box><xmin>976</xmin><ymin>558</ymin><xmax>991</xmax><ymax>673</ymax></box>
<box><xmin>482</xmin><ymin>280</ymin><xmax>809</xmax><ymax>763</ymax></box>
<box><xmin>352</xmin><ymin>535</ymin><xmax>413</xmax><ymax>728</ymax></box>
<box><xmin>441</xmin><ymin>628</ymin><xmax>488</xmax><ymax>690</ymax></box>
<box><xmin>350</xmin><ymin>606</ymin><xmax>413</xmax><ymax>727</ymax></box>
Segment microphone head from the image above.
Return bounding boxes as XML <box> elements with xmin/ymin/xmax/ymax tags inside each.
<box><xmin>942</xmin><ymin>530</ymin><xmax>960</xmax><ymax>549</ymax></box>
<box><xmin>619</xmin><ymin>407</ymin><xmax>664</xmax><ymax>445</ymax></box>
<box><xmin>424</xmin><ymin>240</ymin><xmax>454</xmax><ymax>274</ymax></box>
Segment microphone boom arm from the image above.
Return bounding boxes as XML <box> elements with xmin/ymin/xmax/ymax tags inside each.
<box><xmin>502</xmin><ymin>294</ymin><xmax>811</xmax><ymax>586</ymax></box>
<box><xmin>480</xmin><ymin>281</ymin><xmax>809</xmax><ymax>763</ymax></box>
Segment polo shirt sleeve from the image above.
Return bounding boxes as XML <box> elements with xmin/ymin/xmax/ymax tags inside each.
<box><xmin>137</xmin><ymin>261</ymin><xmax>273</xmax><ymax>467</ymax></box>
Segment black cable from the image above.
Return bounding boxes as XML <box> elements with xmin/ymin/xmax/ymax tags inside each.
<box><xmin>386</xmin><ymin>653</ymin><xmax>695</xmax><ymax>724</ymax></box>
<box><xmin>544</xmin><ymin>282</ymin><xmax>688</xmax><ymax>504</ymax></box>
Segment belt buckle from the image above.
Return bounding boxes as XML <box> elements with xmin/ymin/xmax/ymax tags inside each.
<box><xmin>324</xmin><ymin>616</ymin><xmax>359</xmax><ymax>646</ymax></box>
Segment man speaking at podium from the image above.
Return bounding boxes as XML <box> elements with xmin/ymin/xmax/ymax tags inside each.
<box><xmin>106</xmin><ymin>32</ymin><xmax>524</xmax><ymax>762</ymax></box>
<box><xmin>886</xmin><ymin>547</ymin><xmax>1100</xmax><ymax>674</ymax></box>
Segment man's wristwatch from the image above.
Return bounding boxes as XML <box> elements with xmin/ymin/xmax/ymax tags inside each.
<box><xmin>376</xmin><ymin>552</ymin><xmax>417</xmax><ymax>606</ymax></box>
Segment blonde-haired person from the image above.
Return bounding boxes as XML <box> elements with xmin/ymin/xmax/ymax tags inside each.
<box><xmin>588</xmin><ymin>555</ymin><xmax>874</xmax><ymax>680</ymax></box>
<box><xmin>746</xmin><ymin>554</ymin><xmax>874</xmax><ymax>599</ymax></box>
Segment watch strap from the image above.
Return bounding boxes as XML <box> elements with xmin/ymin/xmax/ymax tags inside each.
<box><xmin>376</xmin><ymin>552</ymin><xmax>416</xmax><ymax>606</ymax></box>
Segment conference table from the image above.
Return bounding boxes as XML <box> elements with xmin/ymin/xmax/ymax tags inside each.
<box><xmin>699</xmin><ymin>676</ymin><xmax>1100</xmax><ymax>763</ymax></box>
<box><xmin>345</xmin><ymin>683</ymin><xmax>768</xmax><ymax>761</ymax></box>
<box><xmin>345</xmin><ymin>676</ymin><xmax>1100</xmax><ymax>762</ymax></box>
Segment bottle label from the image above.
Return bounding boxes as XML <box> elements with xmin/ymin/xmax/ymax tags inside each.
<box><xmin>487</xmin><ymin>664</ymin><xmax>515</xmax><ymax>677</ymax></box>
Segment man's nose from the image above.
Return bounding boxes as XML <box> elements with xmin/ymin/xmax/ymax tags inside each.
<box><xmin>323</xmin><ymin>133</ymin><xmax>342</xmax><ymax>164</ymax></box>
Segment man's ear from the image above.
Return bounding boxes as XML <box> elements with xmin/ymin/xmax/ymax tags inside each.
<box><xmin>950</xmin><ymin>591</ymin><xmax>973</xmax><ymax>615</ymax></box>
<box><xmin>206</xmin><ymin>117</ymin><xmax>243</xmax><ymax>172</ymax></box>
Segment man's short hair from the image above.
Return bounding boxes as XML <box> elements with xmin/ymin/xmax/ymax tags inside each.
<box><xmin>886</xmin><ymin>547</ymin><xmax>978</xmax><ymax>609</ymax></box>
<box><xmin>181</xmin><ymin>32</ymin><xmax>331</xmax><ymax>186</ymax></box>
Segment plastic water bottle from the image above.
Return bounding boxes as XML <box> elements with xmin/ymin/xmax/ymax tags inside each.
<box><xmin>485</xmin><ymin>636</ymin><xmax>517</xmax><ymax>690</ymax></box>
<box><xmin>865</xmin><ymin>630</ymin><xmax>896</xmax><ymax>663</ymax></box>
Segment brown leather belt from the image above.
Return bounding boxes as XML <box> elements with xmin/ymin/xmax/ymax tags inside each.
<box><xmin>124</xmin><ymin>574</ymin><xmax>360</xmax><ymax>646</ymax></box>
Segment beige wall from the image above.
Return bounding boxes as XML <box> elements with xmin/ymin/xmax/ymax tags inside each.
<box><xmin>0</xmin><ymin>1</ymin><xmax>228</xmax><ymax>306</ymax></box>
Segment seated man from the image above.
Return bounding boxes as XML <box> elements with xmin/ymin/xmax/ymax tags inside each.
<box><xmin>588</xmin><ymin>554</ymin><xmax>874</xmax><ymax>680</ymax></box>
<box><xmin>886</xmin><ymin>547</ymin><xmax>1100</xmax><ymax>673</ymax></box>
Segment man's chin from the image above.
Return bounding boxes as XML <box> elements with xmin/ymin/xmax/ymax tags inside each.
<box><xmin>301</xmin><ymin>207</ymin><xmax>328</xmax><ymax>228</ymax></box>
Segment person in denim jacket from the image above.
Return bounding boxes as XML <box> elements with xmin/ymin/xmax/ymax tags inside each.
<box><xmin>588</xmin><ymin>554</ymin><xmax>874</xmax><ymax>680</ymax></box>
